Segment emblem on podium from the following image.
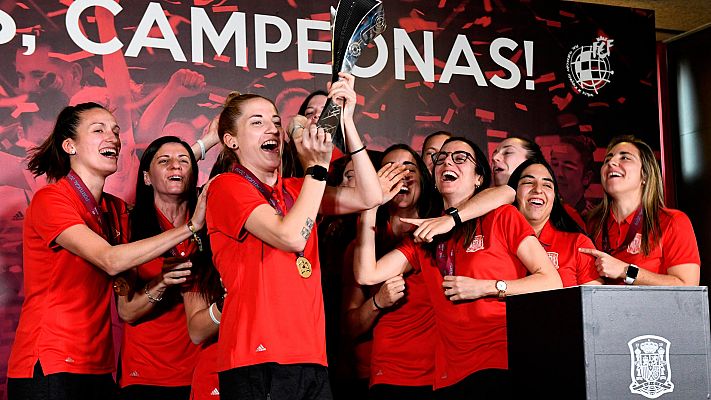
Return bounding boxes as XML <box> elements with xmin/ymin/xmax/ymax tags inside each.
<box><xmin>628</xmin><ymin>335</ymin><xmax>674</xmax><ymax>399</ymax></box>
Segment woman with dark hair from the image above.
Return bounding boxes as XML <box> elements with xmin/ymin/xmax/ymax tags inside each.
<box><xmin>117</xmin><ymin>136</ymin><xmax>205</xmax><ymax>399</ymax></box>
<box><xmin>354</xmin><ymin>136</ymin><xmax>561</xmax><ymax>398</ymax></box>
<box><xmin>206</xmin><ymin>73</ymin><xmax>382</xmax><ymax>399</ymax></box>
<box><xmin>7</xmin><ymin>103</ymin><xmax>208</xmax><ymax>400</ymax></box>
<box><xmin>580</xmin><ymin>136</ymin><xmax>700</xmax><ymax>286</ymax></box>
<box><xmin>420</xmin><ymin>131</ymin><xmax>452</xmax><ymax>173</ymax></box>
<box><xmin>509</xmin><ymin>159</ymin><xmax>602</xmax><ymax>286</ymax></box>
<box><xmin>344</xmin><ymin>144</ymin><xmax>439</xmax><ymax>399</ymax></box>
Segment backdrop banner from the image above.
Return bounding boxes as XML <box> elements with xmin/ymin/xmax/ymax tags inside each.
<box><xmin>0</xmin><ymin>0</ymin><xmax>657</xmax><ymax>395</ymax></box>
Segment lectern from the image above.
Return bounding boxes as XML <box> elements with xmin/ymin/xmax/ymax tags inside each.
<box><xmin>506</xmin><ymin>286</ymin><xmax>711</xmax><ymax>399</ymax></box>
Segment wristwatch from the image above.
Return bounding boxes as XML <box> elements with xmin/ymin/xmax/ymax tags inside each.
<box><xmin>445</xmin><ymin>207</ymin><xmax>462</xmax><ymax>226</ymax></box>
<box><xmin>495</xmin><ymin>280</ymin><xmax>507</xmax><ymax>299</ymax></box>
<box><xmin>305</xmin><ymin>165</ymin><xmax>328</xmax><ymax>181</ymax></box>
<box><xmin>624</xmin><ymin>264</ymin><xmax>639</xmax><ymax>285</ymax></box>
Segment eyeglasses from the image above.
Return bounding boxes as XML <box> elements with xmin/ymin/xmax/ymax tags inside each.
<box><xmin>432</xmin><ymin>150</ymin><xmax>476</xmax><ymax>166</ymax></box>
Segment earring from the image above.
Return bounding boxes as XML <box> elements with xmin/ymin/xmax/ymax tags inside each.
<box><xmin>232</xmin><ymin>144</ymin><xmax>237</xmax><ymax>148</ymax></box>
<box><xmin>69</xmin><ymin>149</ymin><xmax>76</xmax><ymax>155</ymax></box>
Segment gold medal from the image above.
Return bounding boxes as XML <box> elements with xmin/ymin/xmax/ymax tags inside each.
<box><xmin>296</xmin><ymin>256</ymin><xmax>312</xmax><ymax>278</ymax></box>
<box><xmin>113</xmin><ymin>276</ymin><xmax>130</xmax><ymax>296</ymax></box>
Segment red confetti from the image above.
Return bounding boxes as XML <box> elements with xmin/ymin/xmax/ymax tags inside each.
<box><xmin>405</xmin><ymin>65</ymin><xmax>420</xmax><ymax>72</ymax></box>
<box><xmin>194</xmin><ymin>0</ymin><xmax>212</xmax><ymax>5</ymax></box>
<box><xmin>640</xmin><ymin>80</ymin><xmax>652</xmax><ymax>87</ymax></box>
<box><xmin>49</xmin><ymin>51</ymin><xmax>93</xmax><ymax>63</ymax></box>
<box><xmin>548</xmin><ymin>83</ymin><xmax>565</xmax><ymax>92</ymax></box>
<box><xmin>59</xmin><ymin>0</ymin><xmax>72</xmax><ymax>6</ymax></box>
<box><xmin>415</xmin><ymin>115</ymin><xmax>441</xmax><ymax>122</ymax></box>
<box><xmin>443</xmin><ymin>108</ymin><xmax>455</xmax><ymax>125</ymax></box>
<box><xmin>588</xmin><ymin>102</ymin><xmax>610</xmax><ymax>108</ymax></box>
<box><xmin>471</xmin><ymin>41</ymin><xmax>491</xmax><ymax>46</ymax></box>
<box><xmin>208</xmin><ymin>93</ymin><xmax>226</xmax><ymax>104</ymax></box>
<box><xmin>86</xmin><ymin>16</ymin><xmax>96</xmax><ymax>23</ymax></box>
<box><xmin>264</xmin><ymin>72</ymin><xmax>277</xmax><ymax>79</ymax></box>
<box><xmin>287</xmin><ymin>0</ymin><xmax>297</xmax><ymax>8</ymax></box>
<box><xmin>253</xmin><ymin>84</ymin><xmax>265</xmax><ymax>88</ymax></box>
<box><xmin>12</xmin><ymin>102</ymin><xmax>39</xmax><ymax>119</ymax></box>
<box><xmin>449</xmin><ymin>93</ymin><xmax>464</xmax><ymax>109</ymax></box>
<box><xmin>579</xmin><ymin>125</ymin><xmax>592</xmax><ymax>132</ymax></box>
<box><xmin>213</xmin><ymin>5</ymin><xmax>238</xmax><ymax>12</ymax></box>
<box><xmin>557</xmin><ymin>113</ymin><xmax>578</xmax><ymax>128</ymax></box>
<box><xmin>475</xmin><ymin>108</ymin><xmax>495</xmax><ymax>121</ymax></box>
<box><xmin>485</xmin><ymin>70</ymin><xmax>505</xmax><ymax>80</ymax></box>
<box><xmin>363</xmin><ymin>112</ymin><xmax>380</xmax><ymax>120</ymax></box>
<box><xmin>536</xmin><ymin>72</ymin><xmax>556</xmax><ymax>83</ymax></box>
<box><xmin>47</xmin><ymin>9</ymin><xmax>68</xmax><ymax>18</ymax></box>
<box><xmin>514</xmin><ymin>102</ymin><xmax>528</xmax><ymax>111</ymax></box>
<box><xmin>356</xmin><ymin>94</ymin><xmax>365</xmax><ymax>106</ymax></box>
<box><xmin>17</xmin><ymin>2</ymin><xmax>29</xmax><ymax>9</ymax></box>
<box><xmin>484</xmin><ymin>0</ymin><xmax>493</xmax><ymax>12</ymax></box>
<box><xmin>423</xmin><ymin>81</ymin><xmax>434</xmax><ymax>89</ymax></box>
<box><xmin>474</xmin><ymin>16</ymin><xmax>491</xmax><ymax>28</ymax></box>
<box><xmin>213</xmin><ymin>54</ymin><xmax>231</xmax><ymax>63</ymax></box>
<box><xmin>552</xmin><ymin>93</ymin><xmax>573</xmax><ymax>111</ymax></box>
<box><xmin>617</xmin><ymin>97</ymin><xmax>626</xmax><ymax>104</ymax></box>
<box><xmin>462</xmin><ymin>22</ymin><xmax>474</xmax><ymax>29</ymax></box>
<box><xmin>399</xmin><ymin>10</ymin><xmax>438</xmax><ymax>33</ymax></box>
<box><xmin>311</xmin><ymin>13</ymin><xmax>330</xmax><ymax>21</ymax></box>
<box><xmin>93</xmin><ymin>67</ymin><xmax>105</xmax><ymax>79</ymax></box>
<box><xmin>559</xmin><ymin>10</ymin><xmax>575</xmax><ymax>18</ymax></box>
<box><xmin>511</xmin><ymin>49</ymin><xmax>523</xmax><ymax>63</ymax></box>
<box><xmin>405</xmin><ymin>82</ymin><xmax>421</xmax><ymax>89</ymax></box>
<box><xmin>281</xmin><ymin>70</ymin><xmax>314</xmax><ymax>81</ymax></box>
<box><xmin>380</xmin><ymin>104</ymin><xmax>386</xmax><ymax>111</ymax></box>
<box><xmin>438</xmin><ymin>0</ymin><xmax>447</xmax><ymax>8</ymax></box>
<box><xmin>486</xmin><ymin>129</ymin><xmax>508</xmax><ymax>138</ymax></box>
<box><xmin>434</xmin><ymin>58</ymin><xmax>446</xmax><ymax>69</ymax></box>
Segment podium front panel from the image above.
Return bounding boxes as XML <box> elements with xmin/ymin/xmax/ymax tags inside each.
<box><xmin>507</xmin><ymin>286</ymin><xmax>711</xmax><ymax>399</ymax></box>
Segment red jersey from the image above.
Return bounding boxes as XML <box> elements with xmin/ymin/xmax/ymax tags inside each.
<box><xmin>397</xmin><ymin>205</ymin><xmax>533</xmax><ymax>389</ymax></box>
<box><xmin>589</xmin><ymin>208</ymin><xmax>700</xmax><ymax>279</ymax></box>
<box><xmin>120</xmin><ymin>208</ymin><xmax>200</xmax><ymax>388</ymax></box>
<box><xmin>206</xmin><ymin>173</ymin><xmax>326</xmax><ymax>371</ymax></box>
<box><xmin>191</xmin><ymin>341</ymin><xmax>220</xmax><ymax>400</ymax></box>
<box><xmin>8</xmin><ymin>178</ymin><xmax>129</xmax><ymax>377</ymax></box>
<box><xmin>537</xmin><ymin>221</ymin><xmax>599</xmax><ymax>287</ymax></box>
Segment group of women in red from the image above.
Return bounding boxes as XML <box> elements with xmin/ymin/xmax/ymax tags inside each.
<box><xmin>6</xmin><ymin>72</ymin><xmax>700</xmax><ymax>400</ymax></box>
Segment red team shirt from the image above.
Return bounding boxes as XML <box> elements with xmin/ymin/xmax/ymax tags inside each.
<box><xmin>120</xmin><ymin>208</ymin><xmax>200</xmax><ymax>388</ymax></box>
<box><xmin>8</xmin><ymin>178</ymin><xmax>129</xmax><ymax>377</ymax></box>
<box><xmin>589</xmin><ymin>208</ymin><xmax>700</xmax><ymax>278</ymax></box>
<box><xmin>206</xmin><ymin>173</ymin><xmax>326</xmax><ymax>371</ymax></box>
<box><xmin>397</xmin><ymin>205</ymin><xmax>534</xmax><ymax>389</ymax></box>
<box><xmin>537</xmin><ymin>221</ymin><xmax>599</xmax><ymax>287</ymax></box>
<box><xmin>191</xmin><ymin>341</ymin><xmax>220</xmax><ymax>399</ymax></box>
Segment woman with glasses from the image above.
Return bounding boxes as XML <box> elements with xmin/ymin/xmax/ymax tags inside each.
<box><xmin>353</xmin><ymin>137</ymin><xmax>561</xmax><ymax>399</ymax></box>
<box><xmin>580</xmin><ymin>136</ymin><xmax>699</xmax><ymax>286</ymax></box>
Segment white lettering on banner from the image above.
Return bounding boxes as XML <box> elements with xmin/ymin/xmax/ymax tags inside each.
<box><xmin>0</xmin><ymin>10</ymin><xmax>16</xmax><ymax>45</ymax></box>
<box><xmin>191</xmin><ymin>7</ymin><xmax>247</xmax><ymax>66</ymax></box>
<box><xmin>125</xmin><ymin>2</ymin><xmax>186</xmax><ymax>61</ymax></box>
<box><xmin>394</xmin><ymin>28</ymin><xmax>434</xmax><ymax>82</ymax></box>
<box><xmin>42</xmin><ymin>1</ymin><xmax>538</xmax><ymax>90</ymax></box>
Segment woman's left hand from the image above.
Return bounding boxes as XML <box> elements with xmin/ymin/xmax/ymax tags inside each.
<box><xmin>442</xmin><ymin>275</ymin><xmax>491</xmax><ymax>301</ymax></box>
<box><xmin>327</xmin><ymin>72</ymin><xmax>357</xmax><ymax>121</ymax></box>
<box><xmin>578</xmin><ymin>248</ymin><xmax>628</xmax><ymax>279</ymax></box>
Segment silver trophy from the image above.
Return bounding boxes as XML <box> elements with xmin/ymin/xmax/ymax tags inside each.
<box><xmin>317</xmin><ymin>0</ymin><xmax>386</xmax><ymax>152</ymax></box>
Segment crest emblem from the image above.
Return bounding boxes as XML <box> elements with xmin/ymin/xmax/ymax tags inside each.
<box><xmin>547</xmin><ymin>252</ymin><xmax>559</xmax><ymax>269</ymax></box>
<box><xmin>465</xmin><ymin>235</ymin><xmax>484</xmax><ymax>253</ymax></box>
<box><xmin>627</xmin><ymin>233</ymin><xmax>642</xmax><ymax>255</ymax></box>
<box><xmin>628</xmin><ymin>335</ymin><xmax>674</xmax><ymax>398</ymax></box>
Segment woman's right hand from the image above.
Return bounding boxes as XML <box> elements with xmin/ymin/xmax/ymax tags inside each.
<box><xmin>400</xmin><ymin>215</ymin><xmax>456</xmax><ymax>243</ymax></box>
<box><xmin>378</xmin><ymin>162</ymin><xmax>408</xmax><ymax>204</ymax></box>
<box><xmin>160</xmin><ymin>257</ymin><xmax>193</xmax><ymax>288</ymax></box>
<box><xmin>295</xmin><ymin>122</ymin><xmax>333</xmax><ymax>169</ymax></box>
<box><xmin>190</xmin><ymin>177</ymin><xmax>216</xmax><ymax>230</ymax></box>
<box><xmin>373</xmin><ymin>275</ymin><xmax>406</xmax><ymax>309</ymax></box>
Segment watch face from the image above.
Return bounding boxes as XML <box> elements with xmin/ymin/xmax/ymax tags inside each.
<box><xmin>496</xmin><ymin>280</ymin><xmax>507</xmax><ymax>291</ymax></box>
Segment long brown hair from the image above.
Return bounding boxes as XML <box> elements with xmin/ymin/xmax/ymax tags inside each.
<box><xmin>589</xmin><ymin>135</ymin><xmax>664</xmax><ymax>255</ymax></box>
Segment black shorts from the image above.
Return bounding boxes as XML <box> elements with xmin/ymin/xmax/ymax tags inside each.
<box><xmin>218</xmin><ymin>363</ymin><xmax>333</xmax><ymax>400</ymax></box>
<box><xmin>369</xmin><ymin>383</ymin><xmax>434</xmax><ymax>400</ymax></box>
<box><xmin>119</xmin><ymin>384</ymin><xmax>191</xmax><ymax>400</ymax></box>
<box><xmin>434</xmin><ymin>369</ymin><xmax>512</xmax><ymax>400</ymax></box>
<box><xmin>7</xmin><ymin>361</ymin><xmax>117</xmax><ymax>400</ymax></box>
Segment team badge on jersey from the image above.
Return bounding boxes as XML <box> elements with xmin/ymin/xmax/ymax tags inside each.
<box><xmin>465</xmin><ymin>235</ymin><xmax>484</xmax><ymax>253</ymax></box>
<box><xmin>546</xmin><ymin>252</ymin><xmax>559</xmax><ymax>269</ymax></box>
<box><xmin>627</xmin><ymin>233</ymin><xmax>642</xmax><ymax>255</ymax></box>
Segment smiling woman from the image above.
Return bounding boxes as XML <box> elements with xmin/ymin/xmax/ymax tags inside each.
<box><xmin>6</xmin><ymin>103</ymin><xmax>209</xmax><ymax>400</ymax></box>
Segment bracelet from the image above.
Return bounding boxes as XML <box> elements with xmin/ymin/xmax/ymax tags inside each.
<box><xmin>348</xmin><ymin>145</ymin><xmax>366</xmax><ymax>156</ymax></box>
<box><xmin>208</xmin><ymin>302</ymin><xmax>221</xmax><ymax>325</ymax></box>
<box><xmin>187</xmin><ymin>220</ymin><xmax>204</xmax><ymax>252</ymax></box>
<box><xmin>196</xmin><ymin>139</ymin><xmax>207</xmax><ymax>161</ymax></box>
<box><xmin>372</xmin><ymin>295</ymin><xmax>384</xmax><ymax>311</ymax></box>
<box><xmin>145</xmin><ymin>286</ymin><xmax>163</xmax><ymax>303</ymax></box>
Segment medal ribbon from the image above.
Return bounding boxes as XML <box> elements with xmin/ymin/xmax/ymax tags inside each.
<box><xmin>66</xmin><ymin>170</ymin><xmax>112</xmax><ymax>243</ymax></box>
<box><xmin>155</xmin><ymin>206</ymin><xmax>196</xmax><ymax>258</ymax></box>
<box><xmin>601</xmin><ymin>206</ymin><xmax>643</xmax><ymax>255</ymax></box>
<box><xmin>232</xmin><ymin>165</ymin><xmax>304</xmax><ymax>258</ymax></box>
<box><xmin>436</xmin><ymin>239</ymin><xmax>455</xmax><ymax>277</ymax></box>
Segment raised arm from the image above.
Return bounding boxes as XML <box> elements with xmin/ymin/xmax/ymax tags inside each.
<box><xmin>190</xmin><ymin>114</ymin><xmax>221</xmax><ymax>162</ymax></box>
<box><xmin>55</xmin><ymin>181</ymin><xmax>210</xmax><ymax>276</ymax></box>
<box><xmin>403</xmin><ymin>185</ymin><xmax>515</xmax><ymax>242</ymax></box>
<box><xmin>321</xmin><ymin>73</ymin><xmax>381</xmax><ymax>215</ymax></box>
<box><xmin>353</xmin><ymin>208</ymin><xmax>411</xmax><ymax>285</ymax></box>
<box><xmin>243</xmin><ymin>123</ymin><xmax>332</xmax><ymax>253</ymax></box>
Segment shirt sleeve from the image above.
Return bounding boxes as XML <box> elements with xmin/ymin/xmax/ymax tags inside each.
<box><xmin>396</xmin><ymin>237</ymin><xmax>422</xmax><ymax>272</ymax></box>
<box><xmin>29</xmin><ymin>186</ymin><xmax>85</xmax><ymax>249</ymax></box>
<box><xmin>661</xmin><ymin>210</ymin><xmax>701</xmax><ymax>272</ymax></box>
<box><xmin>206</xmin><ymin>174</ymin><xmax>268</xmax><ymax>240</ymax></box>
<box><xmin>575</xmin><ymin>234</ymin><xmax>601</xmax><ymax>284</ymax></box>
<box><xmin>495</xmin><ymin>205</ymin><xmax>535</xmax><ymax>253</ymax></box>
